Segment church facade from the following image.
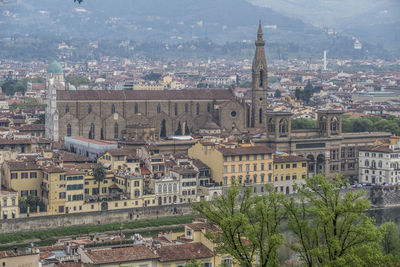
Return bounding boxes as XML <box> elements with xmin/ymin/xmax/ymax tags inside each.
<box><xmin>47</xmin><ymin>22</ymin><xmax>270</xmax><ymax>143</ymax></box>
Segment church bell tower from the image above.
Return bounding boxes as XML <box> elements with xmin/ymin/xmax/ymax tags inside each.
<box><xmin>251</xmin><ymin>21</ymin><xmax>268</xmax><ymax>128</ymax></box>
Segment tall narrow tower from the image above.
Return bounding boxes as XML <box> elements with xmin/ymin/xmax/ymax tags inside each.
<box><xmin>252</xmin><ymin>21</ymin><xmax>268</xmax><ymax>128</ymax></box>
<box><xmin>45</xmin><ymin>60</ymin><xmax>65</xmax><ymax>142</ymax></box>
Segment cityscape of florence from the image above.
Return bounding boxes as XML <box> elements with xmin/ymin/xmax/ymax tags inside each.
<box><xmin>0</xmin><ymin>0</ymin><xmax>399</xmax><ymax>266</ymax></box>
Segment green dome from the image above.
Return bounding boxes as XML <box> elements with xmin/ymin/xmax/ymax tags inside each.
<box><xmin>47</xmin><ymin>60</ymin><xmax>63</xmax><ymax>74</ymax></box>
<box><xmin>69</xmin><ymin>84</ymin><xmax>76</xmax><ymax>91</ymax></box>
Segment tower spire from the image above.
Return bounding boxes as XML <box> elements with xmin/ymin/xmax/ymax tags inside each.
<box><xmin>257</xmin><ymin>20</ymin><xmax>263</xmax><ymax>41</ymax></box>
<box><xmin>251</xmin><ymin>21</ymin><xmax>268</xmax><ymax>128</ymax></box>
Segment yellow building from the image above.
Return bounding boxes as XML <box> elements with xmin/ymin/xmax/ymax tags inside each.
<box><xmin>98</xmin><ymin>149</ymin><xmax>140</xmax><ymax>173</ymax></box>
<box><xmin>0</xmin><ymin>188</ymin><xmax>19</xmax><ymax>219</ymax></box>
<box><xmin>0</xmin><ymin>251</ymin><xmax>39</xmax><ymax>267</ymax></box>
<box><xmin>2</xmin><ymin>161</ymin><xmax>42</xmax><ymax>198</ymax></box>
<box><xmin>188</xmin><ymin>142</ymin><xmax>274</xmax><ymax>187</ymax></box>
<box><xmin>273</xmin><ymin>154</ymin><xmax>308</xmax><ymax>194</ymax></box>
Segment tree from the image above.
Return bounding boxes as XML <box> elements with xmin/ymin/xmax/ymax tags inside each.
<box><xmin>18</xmin><ymin>197</ymin><xmax>27</xmax><ymax>214</ymax></box>
<box><xmin>285</xmin><ymin>175</ymin><xmax>384</xmax><ymax>267</ymax></box>
<box><xmin>274</xmin><ymin>89</ymin><xmax>281</xmax><ymax>98</ymax></box>
<box><xmin>193</xmin><ymin>185</ymin><xmax>286</xmax><ymax>267</ymax></box>
<box><xmin>160</xmin><ymin>119</ymin><xmax>167</xmax><ymax>138</ymax></box>
<box><xmin>175</xmin><ymin>121</ymin><xmax>182</xmax><ymax>135</ymax></box>
<box><xmin>291</xmin><ymin>118</ymin><xmax>317</xmax><ymax>130</ymax></box>
<box><xmin>380</xmin><ymin>222</ymin><xmax>400</xmax><ymax>256</ymax></box>
<box><xmin>185</xmin><ymin>259</ymin><xmax>202</xmax><ymax>267</ymax></box>
<box><xmin>92</xmin><ymin>164</ymin><xmax>106</xmax><ymax>197</ymax></box>
<box><xmin>34</xmin><ymin>114</ymin><xmax>45</xmax><ymax>124</ymax></box>
<box><xmin>184</xmin><ymin>121</ymin><xmax>190</xmax><ymax>135</ymax></box>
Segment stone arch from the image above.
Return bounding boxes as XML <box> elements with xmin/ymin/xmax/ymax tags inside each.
<box><xmin>307</xmin><ymin>154</ymin><xmax>315</xmax><ymax>176</ymax></box>
<box><xmin>319</xmin><ymin>115</ymin><xmax>327</xmax><ymax>131</ymax></box>
<box><xmin>330</xmin><ymin>116</ymin><xmax>339</xmax><ymax>134</ymax></box>
<box><xmin>268</xmin><ymin>118</ymin><xmax>275</xmax><ymax>133</ymax></box>
<box><xmin>89</xmin><ymin>123</ymin><xmax>95</xmax><ymax>139</ymax></box>
<box><xmin>279</xmin><ymin>118</ymin><xmax>288</xmax><ymax>136</ymax></box>
<box><xmin>316</xmin><ymin>154</ymin><xmax>325</xmax><ymax>174</ymax></box>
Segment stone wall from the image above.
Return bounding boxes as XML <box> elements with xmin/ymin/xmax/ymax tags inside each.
<box><xmin>0</xmin><ymin>203</ymin><xmax>194</xmax><ymax>234</ymax></box>
<box><xmin>370</xmin><ymin>185</ymin><xmax>400</xmax><ymax>207</ymax></box>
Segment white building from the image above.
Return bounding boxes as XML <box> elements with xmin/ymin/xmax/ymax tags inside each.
<box><xmin>358</xmin><ymin>139</ymin><xmax>400</xmax><ymax>185</ymax></box>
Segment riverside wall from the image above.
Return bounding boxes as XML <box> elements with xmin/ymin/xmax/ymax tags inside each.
<box><xmin>0</xmin><ymin>203</ymin><xmax>194</xmax><ymax>234</ymax></box>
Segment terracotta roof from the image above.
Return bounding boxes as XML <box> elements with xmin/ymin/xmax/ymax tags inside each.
<box><xmin>57</xmin><ymin>89</ymin><xmax>235</xmax><ymax>101</ymax></box>
<box><xmin>359</xmin><ymin>145</ymin><xmax>393</xmax><ymax>153</ymax></box>
<box><xmin>274</xmin><ymin>155</ymin><xmax>307</xmax><ymax>163</ymax></box>
<box><xmin>42</xmin><ymin>166</ymin><xmax>64</xmax><ymax>173</ymax></box>
<box><xmin>171</xmin><ymin>167</ymin><xmax>198</xmax><ymax>175</ymax></box>
<box><xmin>57</xmin><ymin>151</ymin><xmax>94</xmax><ymax>163</ymax></box>
<box><xmin>6</xmin><ymin>160</ymin><xmax>41</xmax><ymax>171</ymax></box>
<box><xmin>141</xmin><ymin>167</ymin><xmax>151</xmax><ymax>175</ymax></box>
<box><xmin>191</xmin><ymin>159</ymin><xmax>210</xmax><ymax>170</ymax></box>
<box><xmin>218</xmin><ymin>146</ymin><xmax>274</xmax><ymax>156</ymax></box>
<box><xmin>158</xmin><ymin>242</ymin><xmax>213</xmax><ymax>262</ymax></box>
<box><xmin>0</xmin><ymin>138</ymin><xmax>32</xmax><ymax>145</ymax></box>
<box><xmin>18</xmin><ymin>124</ymin><xmax>45</xmax><ymax>132</ymax></box>
<box><xmin>83</xmin><ymin>244</ymin><xmax>159</xmax><ymax>264</ymax></box>
<box><xmin>105</xmin><ymin>149</ymin><xmax>135</xmax><ymax>157</ymax></box>
<box><xmin>186</xmin><ymin>222</ymin><xmax>218</xmax><ymax>232</ymax></box>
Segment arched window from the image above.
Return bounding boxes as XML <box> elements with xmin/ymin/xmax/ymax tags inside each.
<box><xmin>67</xmin><ymin>124</ymin><xmax>71</xmax><ymax>137</ymax></box>
<box><xmin>279</xmin><ymin>118</ymin><xmax>288</xmax><ymax>136</ymax></box>
<box><xmin>268</xmin><ymin>118</ymin><xmax>275</xmax><ymax>133</ymax></box>
<box><xmin>185</xmin><ymin>103</ymin><xmax>188</xmax><ymax>113</ymax></box>
<box><xmin>253</xmin><ymin>174</ymin><xmax>257</xmax><ymax>184</ymax></box>
<box><xmin>371</xmin><ymin>160</ymin><xmax>376</xmax><ymax>168</ymax></box>
<box><xmin>157</xmin><ymin>103</ymin><xmax>161</xmax><ymax>114</ymax></box>
<box><xmin>65</xmin><ymin>104</ymin><xmax>69</xmax><ymax>113</ymax></box>
<box><xmin>378</xmin><ymin>161</ymin><xmax>382</xmax><ymax>168</ymax></box>
<box><xmin>163</xmin><ymin>184</ymin><xmax>167</xmax><ymax>193</ymax></box>
<box><xmin>174</xmin><ymin>103</ymin><xmax>178</xmax><ymax>116</ymax></box>
<box><xmin>88</xmin><ymin>104</ymin><xmax>92</xmax><ymax>114</ymax></box>
<box><xmin>89</xmin><ymin>123</ymin><xmax>95</xmax><ymax>139</ymax></box>
<box><xmin>259</xmin><ymin>70</ymin><xmax>263</xmax><ymax>87</ymax></box>
<box><xmin>173</xmin><ymin>183</ymin><xmax>177</xmax><ymax>192</ymax></box>
<box><xmin>319</xmin><ymin>116</ymin><xmax>327</xmax><ymax>131</ymax></box>
<box><xmin>158</xmin><ymin>184</ymin><xmax>162</xmax><ymax>193</ymax></box>
<box><xmin>207</xmin><ymin>103</ymin><xmax>211</xmax><ymax>112</ymax></box>
<box><xmin>196</xmin><ymin>103</ymin><xmax>200</xmax><ymax>115</ymax></box>
<box><xmin>168</xmin><ymin>184</ymin><xmax>172</xmax><ymax>193</ymax></box>
<box><xmin>134</xmin><ymin>103</ymin><xmax>138</xmax><ymax>114</ymax></box>
<box><xmin>331</xmin><ymin>116</ymin><xmax>339</xmax><ymax>134</ymax></box>
<box><xmin>111</xmin><ymin>104</ymin><xmax>115</xmax><ymax>114</ymax></box>
<box><xmin>114</xmin><ymin>123</ymin><xmax>118</xmax><ymax>139</ymax></box>
<box><xmin>259</xmin><ymin>108</ymin><xmax>263</xmax><ymax>124</ymax></box>
<box><xmin>365</xmin><ymin>160</ymin><xmax>369</xmax><ymax>167</ymax></box>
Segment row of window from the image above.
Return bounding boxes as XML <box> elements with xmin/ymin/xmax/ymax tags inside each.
<box><xmin>67</xmin><ymin>102</ymin><xmax>211</xmax><ymax>117</ymax></box>
<box><xmin>1</xmin><ymin>198</ymin><xmax>16</xmax><ymax>207</ymax></box>
<box><xmin>224</xmin><ymin>163</ymin><xmax>271</xmax><ymax>173</ymax></box>
<box><xmin>157</xmin><ymin>183</ymin><xmax>178</xmax><ymax>194</ymax></box>
<box><xmin>223</xmin><ymin>154</ymin><xmax>271</xmax><ymax>162</ymax></box>
<box><xmin>10</xmin><ymin>172</ymin><xmax>37</xmax><ymax>179</ymax></box>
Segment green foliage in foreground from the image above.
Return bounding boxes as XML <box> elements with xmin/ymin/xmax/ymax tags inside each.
<box><xmin>0</xmin><ymin>215</ymin><xmax>196</xmax><ymax>245</ymax></box>
<box><xmin>342</xmin><ymin>115</ymin><xmax>400</xmax><ymax>136</ymax></box>
<box><xmin>193</xmin><ymin>175</ymin><xmax>400</xmax><ymax>267</ymax></box>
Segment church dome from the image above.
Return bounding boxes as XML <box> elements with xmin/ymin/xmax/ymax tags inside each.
<box><xmin>47</xmin><ymin>60</ymin><xmax>63</xmax><ymax>74</ymax></box>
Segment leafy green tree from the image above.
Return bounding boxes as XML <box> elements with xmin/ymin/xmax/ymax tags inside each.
<box><xmin>380</xmin><ymin>222</ymin><xmax>400</xmax><ymax>256</ymax></box>
<box><xmin>185</xmin><ymin>259</ymin><xmax>202</xmax><ymax>267</ymax></box>
<box><xmin>18</xmin><ymin>197</ymin><xmax>27</xmax><ymax>214</ymax></box>
<box><xmin>92</xmin><ymin>164</ymin><xmax>106</xmax><ymax>197</ymax></box>
<box><xmin>175</xmin><ymin>121</ymin><xmax>182</xmax><ymax>135</ymax></box>
<box><xmin>285</xmin><ymin>175</ymin><xmax>384</xmax><ymax>267</ymax></box>
<box><xmin>193</xmin><ymin>185</ymin><xmax>286</xmax><ymax>267</ymax></box>
<box><xmin>26</xmin><ymin>195</ymin><xmax>39</xmax><ymax>213</ymax></box>
<box><xmin>34</xmin><ymin>114</ymin><xmax>45</xmax><ymax>124</ymax></box>
<box><xmin>291</xmin><ymin>118</ymin><xmax>317</xmax><ymax>130</ymax></box>
<box><xmin>274</xmin><ymin>89</ymin><xmax>281</xmax><ymax>98</ymax></box>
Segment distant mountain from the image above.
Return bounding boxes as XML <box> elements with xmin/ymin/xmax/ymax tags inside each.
<box><xmin>0</xmin><ymin>0</ymin><xmax>322</xmax><ymax>43</ymax></box>
<box><xmin>0</xmin><ymin>0</ymin><xmax>396</xmax><ymax>60</ymax></box>
<box><xmin>250</xmin><ymin>0</ymin><xmax>400</xmax><ymax>51</ymax></box>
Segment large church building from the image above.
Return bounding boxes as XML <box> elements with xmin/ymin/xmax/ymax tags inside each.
<box><xmin>46</xmin><ymin>22</ymin><xmax>270</xmax><ymax>143</ymax></box>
